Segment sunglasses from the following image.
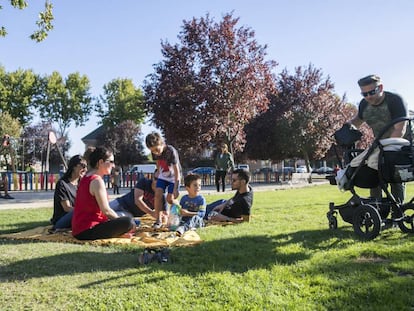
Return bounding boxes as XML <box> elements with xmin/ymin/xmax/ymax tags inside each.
<box><xmin>361</xmin><ymin>86</ymin><xmax>380</xmax><ymax>97</ymax></box>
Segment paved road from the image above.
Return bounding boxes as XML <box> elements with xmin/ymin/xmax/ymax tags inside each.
<box><xmin>0</xmin><ymin>181</ymin><xmax>327</xmax><ymax>210</ymax></box>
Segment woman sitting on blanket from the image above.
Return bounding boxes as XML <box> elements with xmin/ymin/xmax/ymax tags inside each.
<box><xmin>50</xmin><ymin>155</ymin><xmax>87</xmax><ymax>231</ymax></box>
<box><xmin>72</xmin><ymin>146</ymin><xmax>135</xmax><ymax>240</ymax></box>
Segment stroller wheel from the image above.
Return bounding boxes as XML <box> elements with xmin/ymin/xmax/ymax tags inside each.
<box><xmin>352</xmin><ymin>204</ymin><xmax>381</xmax><ymax>240</ymax></box>
<box><xmin>398</xmin><ymin>203</ymin><xmax>414</xmax><ymax>233</ymax></box>
<box><xmin>328</xmin><ymin>214</ymin><xmax>338</xmax><ymax>229</ymax></box>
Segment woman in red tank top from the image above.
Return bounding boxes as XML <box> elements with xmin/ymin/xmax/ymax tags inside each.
<box><xmin>72</xmin><ymin>146</ymin><xmax>135</xmax><ymax>240</ymax></box>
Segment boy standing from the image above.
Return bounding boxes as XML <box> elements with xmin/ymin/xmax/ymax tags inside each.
<box><xmin>176</xmin><ymin>173</ymin><xmax>206</xmax><ymax>236</ymax></box>
<box><xmin>145</xmin><ymin>132</ymin><xmax>181</xmax><ymax>229</ymax></box>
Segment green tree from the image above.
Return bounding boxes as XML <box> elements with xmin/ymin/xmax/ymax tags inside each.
<box><xmin>144</xmin><ymin>12</ymin><xmax>276</xmax><ymax>160</ymax></box>
<box><xmin>36</xmin><ymin>71</ymin><xmax>94</xmax><ymax>138</ymax></box>
<box><xmin>96</xmin><ymin>120</ymin><xmax>147</xmax><ymax>169</ymax></box>
<box><xmin>0</xmin><ymin>111</ymin><xmax>22</xmax><ymax>171</ymax></box>
<box><xmin>0</xmin><ymin>66</ymin><xmax>40</xmax><ymax>125</ymax></box>
<box><xmin>0</xmin><ymin>1</ymin><xmax>54</xmax><ymax>42</ymax></box>
<box><xmin>96</xmin><ymin>78</ymin><xmax>146</xmax><ymax>128</ymax></box>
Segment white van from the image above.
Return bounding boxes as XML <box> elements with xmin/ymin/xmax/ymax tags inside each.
<box><xmin>236</xmin><ymin>164</ymin><xmax>250</xmax><ymax>171</ymax></box>
<box><xmin>127</xmin><ymin>164</ymin><xmax>156</xmax><ymax>175</ymax></box>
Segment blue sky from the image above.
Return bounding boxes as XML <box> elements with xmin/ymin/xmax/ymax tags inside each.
<box><xmin>1</xmin><ymin>0</ymin><xmax>413</xmax><ymax>156</ymax></box>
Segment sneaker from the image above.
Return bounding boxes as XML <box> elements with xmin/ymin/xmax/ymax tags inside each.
<box><xmin>48</xmin><ymin>227</ymin><xmax>70</xmax><ymax>234</ymax></box>
<box><xmin>176</xmin><ymin>226</ymin><xmax>185</xmax><ymax>236</ymax></box>
<box><xmin>152</xmin><ymin>221</ymin><xmax>163</xmax><ymax>229</ymax></box>
<box><xmin>3</xmin><ymin>194</ymin><xmax>14</xmax><ymax>199</ymax></box>
<box><xmin>156</xmin><ymin>248</ymin><xmax>170</xmax><ymax>263</ymax></box>
<box><xmin>138</xmin><ymin>249</ymin><xmax>155</xmax><ymax>264</ymax></box>
<box><xmin>138</xmin><ymin>248</ymin><xmax>170</xmax><ymax>265</ymax></box>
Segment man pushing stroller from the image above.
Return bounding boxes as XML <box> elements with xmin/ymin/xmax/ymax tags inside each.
<box><xmin>345</xmin><ymin>74</ymin><xmax>408</xmax><ymax>203</ymax></box>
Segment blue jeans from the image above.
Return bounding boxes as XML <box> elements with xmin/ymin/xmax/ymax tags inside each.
<box><xmin>204</xmin><ymin>199</ymin><xmax>226</xmax><ymax>220</ymax></box>
<box><xmin>109</xmin><ymin>199</ymin><xmax>134</xmax><ymax>217</ymax></box>
<box><xmin>54</xmin><ymin>211</ymin><xmax>73</xmax><ymax>229</ymax></box>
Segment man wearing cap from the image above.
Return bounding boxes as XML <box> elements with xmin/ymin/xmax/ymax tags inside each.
<box><xmin>347</xmin><ymin>74</ymin><xmax>408</xmax><ymax>203</ymax></box>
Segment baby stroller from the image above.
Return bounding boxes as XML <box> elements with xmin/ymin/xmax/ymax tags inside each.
<box><xmin>326</xmin><ymin>116</ymin><xmax>414</xmax><ymax>240</ymax></box>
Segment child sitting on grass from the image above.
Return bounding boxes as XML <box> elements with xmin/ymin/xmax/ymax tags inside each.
<box><xmin>175</xmin><ymin>173</ymin><xmax>206</xmax><ymax>236</ymax></box>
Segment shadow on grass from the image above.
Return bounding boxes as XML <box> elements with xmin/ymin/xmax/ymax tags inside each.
<box><xmin>0</xmin><ymin>223</ymin><xmax>390</xmax><ymax>286</ymax></box>
<box><xmin>0</xmin><ymin>221</ymin><xmax>50</xmax><ymax>235</ymax></box>
<box><xmin>0</xmin><ymin>240</ymin><xmax>139</xmax><ymax>282</ymax></box>
<box><xmin>167</xmin><ymin>227</ymin><xmax>355</xmax><ymax>274</ymax></box>
<box><xmin>0</xmin><ymin>228</ymin><xmax>341</xmax><ymax>282</ymax></box>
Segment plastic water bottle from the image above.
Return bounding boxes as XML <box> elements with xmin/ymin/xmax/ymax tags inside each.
<box><xmin>168</xmin><ymin>204</ymin><xmax>181</xmax><ymax>231</ymax></box>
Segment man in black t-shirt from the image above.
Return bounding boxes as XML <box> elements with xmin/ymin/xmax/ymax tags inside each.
<box><xmin>206</xmin><ymin>169</ymin><xmax>253</xmax><ymax>222</ymax></box>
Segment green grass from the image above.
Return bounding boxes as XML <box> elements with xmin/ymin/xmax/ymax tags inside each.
<box><xmin>1</xmin><ymin>184</ymin><xmax>414</xmax><ymax>310</ymax></box>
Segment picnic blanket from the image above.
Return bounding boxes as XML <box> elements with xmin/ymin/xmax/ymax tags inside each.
<box><xmin>0</xmin><ymin>215</ymin><xmax>202</xmax><ymax>248</ymax></box>
<box><xmin>0</xmin><ymin>215</ymin><xmax>246</xmax><ymax>248</ymax></box>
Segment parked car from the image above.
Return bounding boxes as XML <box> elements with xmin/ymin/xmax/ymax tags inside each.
<box><xmin>313</xmin><ymin>166</ymin><xmax>334</xmax><ymax>175</ymax></box>
<box><xmin>256</xmin><ymin>167</ymin><xmax>276</xmax><ymax>174</ymax></box>
<box><xmin>187</xmin><ymin>167</ymin><xmax>216</xmax><ymax>176</ymax></box>
<box><xmin>279</xmin><ymin>167</ymin><xmax>295</xmax><ymax>175</ymax></box>
<box><xmin>236</xmin><ymin>164</ymin><xmax>250</xmax><ymax>171</ymax></box>
<box><xmin>296</xmin><ymin>165</ymin><xmax>312</xmax><ymax>173</ymax></box>
<box><xmin>127</xmin><ymin>164</ymin><xmax>156</xmax><ymax>175</ymax></box>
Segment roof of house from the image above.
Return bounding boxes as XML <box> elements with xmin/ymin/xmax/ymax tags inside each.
<box><xmin>81</xmin><ymin>125</ymin><xmax>106</xmax><ymax>143</ymax></box>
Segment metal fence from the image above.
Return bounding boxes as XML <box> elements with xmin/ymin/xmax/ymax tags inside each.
<box><xmin>2</xmin><ymin>171</ymin><xmax>294</xmax><ymax>192</ymax></box>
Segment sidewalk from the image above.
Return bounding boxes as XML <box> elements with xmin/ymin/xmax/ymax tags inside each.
<box><xmin>0</xmin><ymin>180</ymin><xmax>327</xmax><ymax>210</ymax></box>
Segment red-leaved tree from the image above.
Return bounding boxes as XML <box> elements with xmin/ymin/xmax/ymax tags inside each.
<box><xmin>144</xmin><ymin>12</ymin><xmax>276</xmax><ymax>161</ymax></box>
<box><xmin>246</xmin><ymin>64</ymin><xmax>355</xmax><ymax>169</ymax></box>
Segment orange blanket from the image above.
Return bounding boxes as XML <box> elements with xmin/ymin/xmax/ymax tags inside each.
<box><xmin>0</xmin><ymin>216</ymin><xmax>202</xmax><ymax>248</ymax></box>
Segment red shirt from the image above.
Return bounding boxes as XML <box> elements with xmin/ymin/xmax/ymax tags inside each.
<box><xmin>72</xmin><ymin>174</ymin><xmax>108</xmax><ymax>236</ymax></box>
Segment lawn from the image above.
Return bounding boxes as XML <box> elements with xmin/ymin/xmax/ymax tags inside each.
<box><xmin>0</xmin><ymin>184</ymin><xmax>413</xmax><ymax>311</ymax></box>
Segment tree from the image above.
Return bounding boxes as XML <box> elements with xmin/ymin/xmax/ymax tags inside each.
<box><xmin>0</xmin><ymin>66</ymin><xmax>40</xmax><ymax>125</ymax></box>
<box><xmin>245</xmin><ymin>64</ymin><xmax>348</xmax><ymax>169</ymax></box>
<box><xmin>0</xmin><ymin>1</ymin><xmax>54</xmax><ymax>42</ymax></box>
<box><xmin>144</xmin><ymin>12</ymin><xmax>276</xmax><ymax>161</ymax></box>
<box><xmin>0</xmin><ymin>111</ymin><xmax>22</xmax><ymax>171</ymax></box>
<box><xmin>36</xmin><ymin>71</ymin><xmax>94</xmax><ymax>138</ymax></box>
<box><xmin>96</xmin><ymin>78</ymin><xmax>146</xmax><ymax>128</ymax></box>
<box><xmin>96</xmin><ymin>120</ymin><xmax>147</xmax><ymax>169</ymax></box>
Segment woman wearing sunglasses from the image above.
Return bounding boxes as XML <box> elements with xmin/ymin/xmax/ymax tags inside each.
<box><xmin>72</xmin><ymin>146</ymin><xmax>135</xmax><ymax>240</ymax></box>
<box><xmin>50</xmin><ymin>155</ymin><xmax>87</xmax><ymax>230</ymax></box>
